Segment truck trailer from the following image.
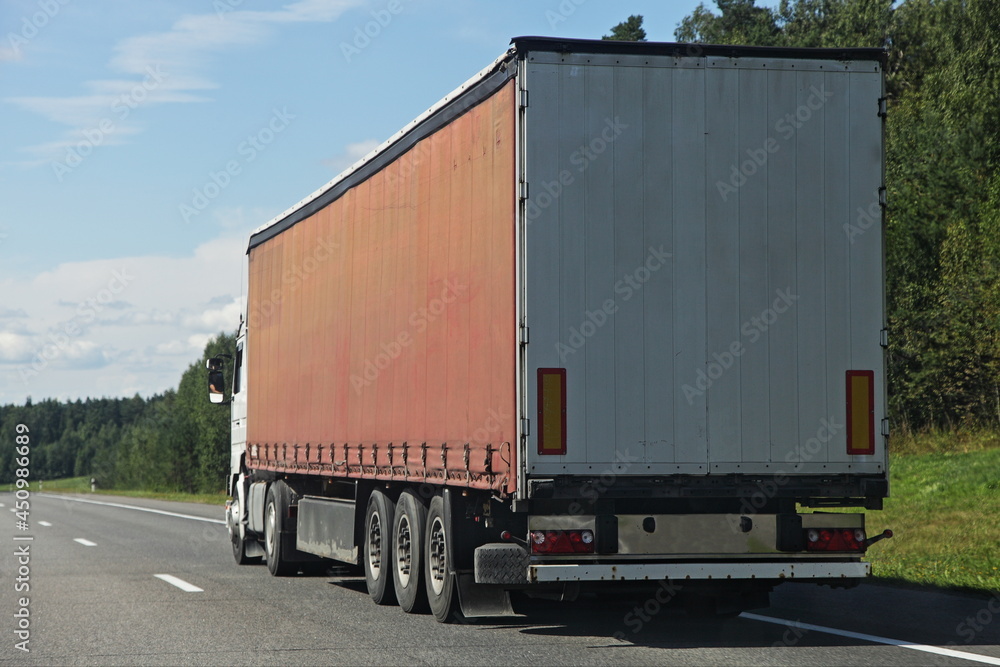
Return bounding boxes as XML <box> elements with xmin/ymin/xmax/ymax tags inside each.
<box><xmin>210</xmin><ymin>36</ymin><xmax>891</xmax><ymax>622</ymax></box>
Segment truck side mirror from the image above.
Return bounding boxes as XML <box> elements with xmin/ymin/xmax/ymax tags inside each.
<box><xmin>207</xmin><ymin>357</ymin><xmax>227</xmax><ymax>404</ymax></box>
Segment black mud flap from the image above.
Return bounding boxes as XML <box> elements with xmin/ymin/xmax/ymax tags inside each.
<box><xmin>456</xmin><ymin>574</ymin><xmax>518</xmax><ymax>618</ymax></box>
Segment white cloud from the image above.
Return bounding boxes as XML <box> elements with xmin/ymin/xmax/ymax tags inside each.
<box><xmin>59</xmin><ymin>340</ymin><xmax>115</xmax><ymax>370</ymax></box>
<box><xmin>183</xmin><ymin>296</ymin><xmax>243</xmax><ymax>332</ymax></box>
<box><xmin>0</xmin><ymin>332</ymin><xmax>35</xmax><ymax>363</ymax></box>
<box><xmin>323</xmin><ymin>138</ymin><xmax>381</xmax><ymax>173</ymax></box>
<box><xmin>0</xmin><ymin>45</ymin><xmax>21</xmax><ymax>63</ymax></box>
<box><xmin>212</xmin><ymin>206</ymin><xmax>276</xmax><ymax>231</ymax></box>
<box><xmin>9</xmin><ymin>0</ymin><xmax>366</xmax><ymax>162</ymax></box>
<box><xmin>155</xmin><ymin>333</ymin><xmax>213</xmax><ymax>356</ymax></box>
<box><xmin>0</xmin><ymin>232</ymin><xmax>251</xmax><ymax>404</ymax></box>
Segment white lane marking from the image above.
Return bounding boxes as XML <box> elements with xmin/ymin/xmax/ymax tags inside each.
<box><xmin>38</xmin><ymin>521</ymin><xmax>52</xmax><ymax>527</ymax></box>
<box><xmin>37</xmin><ymin>493</ymin><xmax>225</xmax><ymax>525</ymax></box>
<box><xmin>743</xmin><ymin>613</ymin><xmax>1000</xmax><ymax>666</ymax></box>
<box><xmin>74</xmin><ymin>538</ymin><xmax>97</xmax><ymax>547</ymax></box>
<box><xmin>154</xmin><ymin>574</ymin><xmax>203</xmax><ymax>593</ymax></box>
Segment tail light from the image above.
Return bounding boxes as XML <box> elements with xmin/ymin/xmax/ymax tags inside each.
<box><xmin>530</xmin><ymin>529</ymin><xmax>595</xmax><ymax>554</ymax></box>
<box><xmin>805</xmin><ymin>527</ymin><xmax>866</xmax><ymax>552</ymax></box>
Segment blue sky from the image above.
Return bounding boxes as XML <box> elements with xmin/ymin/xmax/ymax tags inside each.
<box><xmin>0</xmin><ymin>0</ymin><xmax>773</xmax><ymax>405</ymax></box>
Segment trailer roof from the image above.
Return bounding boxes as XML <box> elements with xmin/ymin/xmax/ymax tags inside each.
<box><xmin>511</xmin><ymin>35</ymin><xmax>886</xmax><ymax>66</ymax></box>
<box><xmin>247</xmin><ymin>48</ymin><xmax>517</xmax><ymax>252</ymax></box>
<box><xmin>248</xmin><ymin>37</ymin><xmax>885</xmax><ymax>252</ymax></box>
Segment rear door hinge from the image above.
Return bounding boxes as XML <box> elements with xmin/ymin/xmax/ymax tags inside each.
<box><xmin>877</xmin><ymin>97</ymin><xmax>887</xmax><ymax>118</ymax></box>
<box><xmin>519</xmin><ymin>181</ymin><xmax>529</xmax><ymax>201</ymax></box>
<box><xmin>521</xmin><ymin>417</ymin><xmax>530</xmax><ymax>436</ymax></box>
<box><xmin>520</xmin><ymin>325</ymin><xmax>529</xmax><ymax>345</ymax></box>
<box><xmin>520</xmin><ymin>89</ymin><xmax>529</xmax><ymax>109</ymax></box>
<box><xmin>880</xmin><ymin>328</ymin><xmax>889</xmax><ymax>348</ymax></box>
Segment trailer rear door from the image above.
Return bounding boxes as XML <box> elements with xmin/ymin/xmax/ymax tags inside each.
<box><xmin>520</xmin><ymin>50</ymin><xmax>886</xmax><ymax>481</ymax></box>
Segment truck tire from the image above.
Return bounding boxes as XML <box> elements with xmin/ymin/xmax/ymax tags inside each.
<box><xmin>229</xmin><ymin>493</ymin><xmax>261</xmax><ymax>565</ymax></box>
<box><xmin>364</xmin><ymin>490</ymin><xmax>397</xmax><ymax>605</ymax></box>
<box><xmin>392</xmin><ymin>490</ymin><xmax>429</xmax><ymax>613</ymax></box>
<box><xmin>264</xmin><ymin>483</ymin><xmax>296</xmax><ymax>576</ymax></box>
<box><xmin>424</xmin><ymin>495</ymin><xmax>460</xmax><ymax>623</ymax></box>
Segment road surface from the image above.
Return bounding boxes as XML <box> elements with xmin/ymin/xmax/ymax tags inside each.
<box><xmin>2</xmin><ymin>491</ymin><xmax>998</xmax><ymax>665</ymax></box>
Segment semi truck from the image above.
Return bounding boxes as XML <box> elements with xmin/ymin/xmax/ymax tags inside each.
<box><xmin>209</xmin><ymin>36</ymin><xmax>892</xmax><ymax>623</ymax></box>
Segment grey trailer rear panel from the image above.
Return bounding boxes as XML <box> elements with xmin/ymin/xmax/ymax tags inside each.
<box><xmin>519</xmin><ymin>44</ymin><xmax>886</xmax><ymax>486</ymax></box>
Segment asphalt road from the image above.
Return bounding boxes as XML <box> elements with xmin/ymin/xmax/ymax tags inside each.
<box><xmin>2</xmin><ymin>491</ymin><xmax>999</xmax><ymax>666</ymax></box>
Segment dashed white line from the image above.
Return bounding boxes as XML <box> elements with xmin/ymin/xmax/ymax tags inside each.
<box><xmin>154</xmin><ymin>574</ymin><xmax>203</xmax><ymax>593</ymax></box>
<box><xmin>742</xmin><ymin>613</ymin><xmax>1000</xmax><ymax>666</ymax></box>
<box><xmin>37</xmin><ymin>494</ymin><xmax>225</xmax><ymax>525</ymax></box>
<box><xmin>38</xmin><ymin>521</ymin><xmax>52</xmax><ymax>527</ymax></box>
<box><xmin>73</xmin><ymin>538</ymin><xmax>97</xmax><ymax>547</ymax></box>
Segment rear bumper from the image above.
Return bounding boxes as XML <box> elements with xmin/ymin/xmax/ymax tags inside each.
<box><xmin>527</xmin><ymin>560</ymin><xmax>870</xmax><ymax>583</ymax></box>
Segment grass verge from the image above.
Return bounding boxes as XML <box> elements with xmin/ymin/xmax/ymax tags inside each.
<box><xmin>861</xmin><ymin>445</ymin><xmax>1000</xmax><ymax>594</ymax></box>
<box><xmin>27</xmin><ymin>476</ymin><xmax>227</xmax><ymax>506</ymax></box>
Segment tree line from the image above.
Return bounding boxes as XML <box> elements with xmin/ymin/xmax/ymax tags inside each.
<box><xmin>0</xmin><ymin>333</ymin><xmax>234</xmax><ymax>490</ymax></box>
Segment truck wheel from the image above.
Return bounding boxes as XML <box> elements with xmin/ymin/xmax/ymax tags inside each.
<box><xmin>424</xmin><ymin>495</ymin><xmax>460</xmax><ymax>623</ymax></box>
<box><xmin>264</xmin><ymin>483</ymin><xmax>296</xmax><ymax>576</ymax></box>
<box><xmin>364</xmin><ymin>490</ymin><xmax>397</xmax><ymax>605</ymax></box>
<box><xmin>392</xmin><ymin>490</ymin><xmax>429</xmax><ymax>613</ymax></box>
<box><xmin>229</xmin><ymin>493</ymin><xmax>261</xmax><ymax>565</ymax></box>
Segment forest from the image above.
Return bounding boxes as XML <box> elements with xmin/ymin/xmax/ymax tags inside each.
<box><xmin>0</xmin><ymin>334</ymin><xmax>235</xmax><ymax>491</ymax></box>
<box><xmin>1</xmin><ymin>0</ymin><xmax>997</xmax><ymax>490</ymax></box>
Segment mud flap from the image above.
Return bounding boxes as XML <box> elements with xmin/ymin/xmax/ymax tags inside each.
<box><xmin>245</xmin><ymin>539</ymin><xmax>265</xmax><ymax>558</ymax></box>
<box><xmin>456</xmin><ymin>574</ymin><xmax>518</xmax><ymax>618</ymax></box>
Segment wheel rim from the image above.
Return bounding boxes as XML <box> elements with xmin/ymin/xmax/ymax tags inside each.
<box><xmin>428</xmin><ymin>516</ymin><xmax>447</xmax><ymax>596</ymax></box>
<box><xmin>266</xmin><ymin>502</ymin><xmax>276</xmax><ymax>558</ymax></box>
<box><xmin>228</xmin><ymin>497</ymin><xmax>239</xmax><ymax>541</ymax></box>
<box><xmin>395</xmin><ymin>514</ymin><xmax>412</xmax><ymax>587</ymax></box>
<box><xmin>368</xmin><ymin>512</ymin><xmax>383</xmax><ymax>581</ymax></box>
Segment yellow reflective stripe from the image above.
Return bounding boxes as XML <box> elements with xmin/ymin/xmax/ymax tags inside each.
<box><xmin>847</xmin><ymin>371</ymin><xmax>874</xmax><ymax>455</ymax></box>
<box><xmin>538</xmin><ymin>369</ymin><xmax>566</xmax><ymax>455</ymax></box>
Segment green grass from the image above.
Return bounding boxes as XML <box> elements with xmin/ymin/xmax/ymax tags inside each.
<box><xmin>861</xmin><ymin>444</ymin><xmax>1000</xmax><ymax>594</ymax></box>
<box><xmin>27</xmin><ymin>476</ymin><xmax>227</xmax><ymax>506</ymax></box>
<box><xmin>890</xmin><ymin>426</ymin><xmax>1000</xmax><ymax>456</ymax></box>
